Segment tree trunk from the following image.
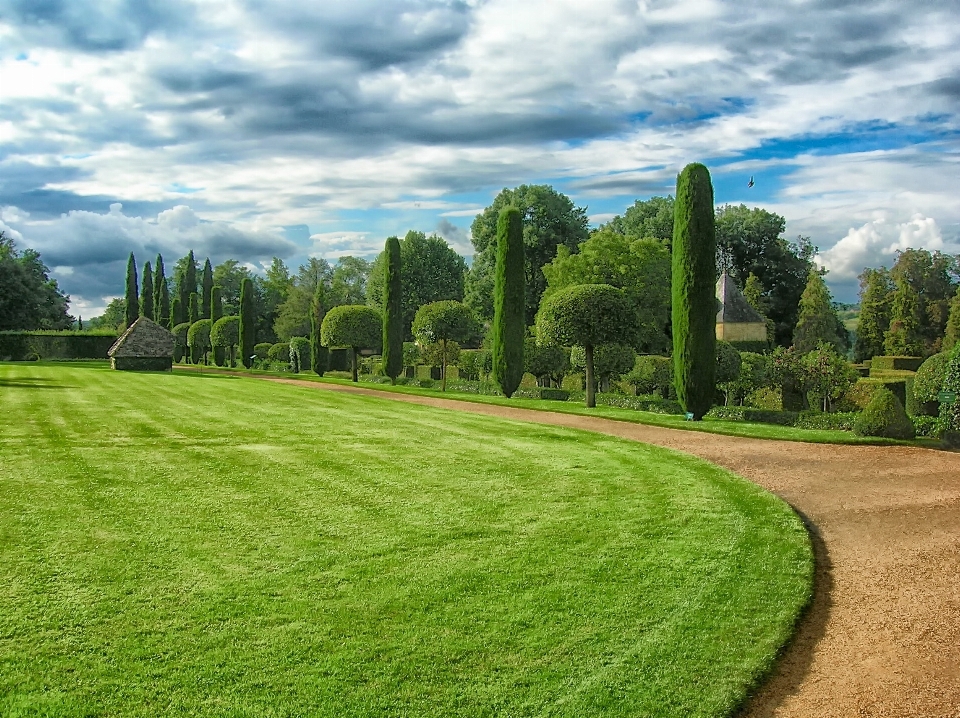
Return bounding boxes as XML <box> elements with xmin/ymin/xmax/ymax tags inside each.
<box><xmin>351</xmin><ymin>347</ymin><xmax>358</xmax><ymax>382</ymax></box>
<box><xmin>585</xmin><ymin>345</ymin><xmax>596</xmax><ymax>408</ymax></box>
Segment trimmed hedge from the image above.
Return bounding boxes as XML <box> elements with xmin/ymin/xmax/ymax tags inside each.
<box><xmin>268</xmin><ymin>342</ymin><xmax>290</xmax><ymax>362</ymax></box>
<box><xmin>854</xmin><ymin>388</ymin><xmax>915</xmax><ymax>439</ymax></box>
<box><xmin>539</xmin><ymin>388</ymin><xmax>569</xmax><ymax>401</ymax></box>
<box><xmin>914</xmin><ymin>351</ymin><xmax>951</xmax><ymax>415</ymax></box>
<box><xmin>728</xmin><ymin>340</ymin><xmax>770</xmax><ymax>354</ymax></box>
<box><xmin>706</xmin><ymin>406</ymin><xmax>799</xmax><ymax>426</ymax></box>
<box><xmin>0</xmin><ymin>331</ymin><xmax>117</xmax><ymax>361</ymax></box>
<box><xmin>869</xmin><ymin>355</ymin><xmax>924</xmax><ymax>372</ymax></box>
<box><xmin>112</xmin><ymin>356</ymin><xmax>172</xmax><ymax>372</ymax></box>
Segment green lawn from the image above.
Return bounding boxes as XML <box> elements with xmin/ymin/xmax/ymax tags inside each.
<box><xmin>1</xmin><ymin>363</ymin><xmax>812</xmax><ymax>717</ymax></box>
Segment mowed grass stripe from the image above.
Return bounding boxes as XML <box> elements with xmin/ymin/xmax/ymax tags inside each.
<box><xmin>0</xmin><ymin>363</ymin><xmax>812</xmax><ymax>717</ymax></box>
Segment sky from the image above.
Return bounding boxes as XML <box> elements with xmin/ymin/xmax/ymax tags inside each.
<box><xmin>1</xmin><ymin>0</ymin><xmax>959</xmax><ymax>317</ymax></box>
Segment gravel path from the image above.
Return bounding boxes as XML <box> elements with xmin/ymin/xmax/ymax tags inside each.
<box><xmin>262</xmin><ymin>376</ymin><xmax>960</xmax><ymax>717</ymax></box>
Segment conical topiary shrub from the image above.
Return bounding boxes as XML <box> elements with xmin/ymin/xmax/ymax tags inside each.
<box><xmin>853</xmin><ymin>387</ymin><xmax>915</xmax><ymax>439</ymax></box>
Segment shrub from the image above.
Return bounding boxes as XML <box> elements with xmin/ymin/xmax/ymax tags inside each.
<box><xmin>937</xmin><ymin>343</ymin><xmax>960</xmax><ymax>443</ymax></box>
<box><xmin>794</xmin><ymin>411</ymin><xmax>859</xmax><ymax>431</ymax></box>
<box><xmin>239</xmin><ymin>277</ymin><xmax>256</xmax><ymax>369</ymax></box>
<box><xmin>268</xmin><ymin>342</ymin><xmax>290</xmax><ymax>364</ymax></box>
<box><xmin>289</xmin><ymin>336</ymin><xmax>310</xmax><ymax>373</ymax></box>
<box><xmin>172</xmin><ymin>322</ymin><xmax>191</xmax><ymax>363</ymax></box>
<box><xmin>715</xmin><ymin>340</ymin><xmax>742</xmax><ymax>394</ymax></box>
<box><xmin>672</xmin><ymin>162</ymin><xmax>716</xmax><ymax>419</ymax></box>
<box><xmin>457</xmin><ymin>348</ymin><xmax>492</xmax><ymax>381</ymax></box>
<box><xmin>705</xmin><ymin>406</ymin><xmax>799</xmax><ymax>426</ymax></box>
<box><xmin>321</xmin><ymin>304</ymin><xmax>383</xmax><ymax>382</ymax></box>
<box><xmin>914</xmin><ymin>351</ymin><xmax>951</xmax><ymax>405</ymax></box>
<box><xmin>912</xmin><ymin>415</ymin><xmax>939</xmax><ymax>438</ymax></box>
<box><xmin>869</xmin><ymin>356</ymin><xmax>924</xmax><ymax>372</ymax></box>
<box><xmin>187</xmin><ymin>319</ymin><xmax>212</xmax><ymax>364</ymax></box>
<box><xmin>570</xmin><ymin>343</ymin><xmax>635</xmax><ymax>393</ymax></box>
<box><xmin>413</xmin><ymin>301</ymin><xmax>478</xmax><ymax>391</ymax></box>
<box><xmin>853</xmin><ymin>388</ymin><xmax>916</xmax><ymax>439</ymax></box>
<box><xmin>211</xmin><ymin>315</ymin><xmax>240</xmax><ymax>367</ymax></box>
<box><xmin>721</xmin><ymin>351</ymin><xmax>771</xmax><ymax>406</ymax></box>
<box><xmin>524</xmin><ymin>338</ymin><xmax>569</xmax><ymax>387</ymax></box>
<box><xmin>253</xmin><ymin>342</ymin><xmax>272</xmax><ymax>365</ymax></box>
<box><xmin>800</xmin><ymin>342</ymin><xmax>858</xmax><ymax>412</ymax></box>
<box><xmin>0</xmin><ymin>331</ymin><xmax>117</xmax><ymax>361</ymax></box>
<box><xmin>539</xmin><ymin>388</ymin><xmax>569</xmax><ymax>401</ymax></box>
<box><xmin>625</xmin><ymin>355</ymin><xmax>673</xmax><ymax>397</ymax></box>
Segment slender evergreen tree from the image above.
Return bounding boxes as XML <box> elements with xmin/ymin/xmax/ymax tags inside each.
<box><xmin>382</xmin><ymin>236</ymin><xmax>403</xmax><ymax>383</ymax></box>
<box><xmin>491</xmin><ymin>206</ymin><xmax>525</xmax><ymax>398</ymax></box>
<box><xmin>671</xmin><ymin>163</ymin><xmax>716</xmax><ymax>420</ymax></box>
<box><xmin>944</xmin><ymin>285</ymin><xmax>960</xmax><ymax>352</ymax></box>
<box><xmin>125</xmin><ymin>252</ymin><xmax>139</xmax><ymax>329</ymax></box>
<box><xmin>239</xmin><ymin>277</ymin><xmax>256</xmax><ymax>368</ymax></box>
<box><xmin>178</xmin><ymin>250</ymin><xmax>197</xmax><ymax>316</ymax></box>
<box><xmin>141</xmin><ymin>261</ymin><xmax>154</xmax><ymax>321</ymax></box>
<box><xmin>211</xmin><ymin>285</ymin><xmax>224</xmax><ymax>365</ymax></box>
<box><xmin>884</xmin><ymin>277</ymin><xmax>925</xmax><ymax>356</ymax></box>
<box><xmin>793</xmin><ymin>270</ymin><xmax>845</xmax><ymax>353</ymax></box>
<box><xmin>854</xmin><ymin>267</ymin><xmax>893</xmax><ymax>362</ymax></box>
<box><xmin>201</xmin><ymin>258</ymin><xmax>213</xmax><ymax>319</ymax></box>
<box><xmin>188</xmin><ymin>292</ymin><xmax>200</xmax><ymax>324</ymax></box>
<box><xmin>171</xmin><ymin>296</ymin><xmax>183</xmax><ymax>328</ymax></box>
<box><xmin>154</xmin><ymin>254</ymin><xmax>171</xmax><ymax>328</ymax></box>
<box><xmin>310</xmin><ymin>280</ymin><xmax>329</xmax><ymax>376</ymax></box>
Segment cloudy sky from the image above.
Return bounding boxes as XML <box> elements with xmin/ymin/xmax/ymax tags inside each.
<box><xmin>2</xmin><ymin>0</ymin><xmax>959</xmax><ymax>316</ymax></box>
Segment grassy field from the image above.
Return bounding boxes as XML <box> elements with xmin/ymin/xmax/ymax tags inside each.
<box><xmin>1</xmin><ymin>363</ymin><xmax>812</xmax><ymax>717</ymax></box>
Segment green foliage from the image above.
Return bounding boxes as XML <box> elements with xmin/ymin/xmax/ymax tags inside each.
<box><xmin>800</xmin><ymin>342</ymin><xmax>859</xmax><ymax>412</ymax></box>
<box><xmin>420</xmin><ymin>340</ymin><xmax>461</xmax><ymax>370</ymax></box>
<box><xmin>937</xmin><ymin>343</ymin><xmax>960</xmax><ymax>438</ymax></box>
<box><xmin>538</xmin><ymin>388</ymin><xmax>570</xmax><ymax>401</ymax></box>
<box><xmin>883</xmin><ymin>277</ymin><xmax>925</xmax><ymax>356</ymax></box>
<box><xmin>672</xmin><ymin>162</ymin><xmax>717</xmax><ymax>420</ymax></box>
<box><xmin>793</xmin><ymin>270</ymin><xmax>846</xmax><ymax>353</ymax></box>
<box><xmin>854</xmin><ymin>267</ymin><xmax>892</xmax><ymax>362</ymax></box>
<box><xmin>239</xmin><ymin>277</ymin><xmax>256</xmax><ymax>369</ymax></box>
<box><xmin>0</xmin><ymin>231</ymin><xmax>72</xmax><ymax>330</ymax></box>
<box><xmin>125</xmin><ymin>253</ymin><xmax>139</xmax><ymax>328</ymax></box>
<box><xmin>172</xmin><ymin>322</ymin><xmax>190</xmax><ymax>363</ymax></box>
<box><xmin>289</xmin><ymin>336</ymin><xmax>310</xmax><ymax>373</ymax></box>
<box><xmin>491</xmin><ymin>207</ymin><xmax>526</xmax><ymax>398</ymax></box>
<box><xmin>721</xmin><ymin>351</ymin><xmax>771</xmax><ymax>406</ymax></box>
<box><xmin>715</xmin><ymin>340</ymin><xmax>742</xmax><ymax>386</ymax></box>
<box><xmin>382</xmin><ymin>236</ymin><xmax>403</xmax><ymax>382</ymax></box>
<box><xmin>465</xmin><ymin>184</ymin><xmax>589</xmax><ymax>324</ymax></box>
<box><xmin>889</xmin><ymin>248</ymin><xmax>958</xmax><ymax>355</ymax></box>
<box><xmin>914</xmin><ymin>351</ymin><xmax>951</xmax><ymax>403</ymax></box>
<box><xmin>200</xmin><ymin>259</ymin><xmax>213</xmax><ymax>319</ymax></box>
<box><xmin>154</xmin><ymin>255</ymin><xmax>170</xmax><ymax>329</ymax></box>
<box><xmin>536</xmin><ymin>283</ymin><xmax>637</xmax><ymax>408</ymax></box>
<box><xmin>523</xmin><ymin>337</ymin><xmax>569</xmax><ymax>386</ymax></box>
<box><xmin>141</xmin><ymin>261</ymin><xmax>154</xmax><ymax>321</ymax></box>
<box><xmin>321</xmin><ymin>304</ymin><xmax>383</xmax><ymax>382</ymax></box>
<box><xmin>625</xmin><ymin>355</ymin><xmax>673</xmax><ymax>397</ymax></box>
<box><xmin>853</xmin><ymin>388</ymin><xmax>916</xmax><ymax>439</ymax></box>
<box><xmin>171</xmin><ymin>296</ymin><xmax>184</xmax><ymax>328</ymax></box>
<box><xmin>706</xmin><ymin>406</ymin><xmax>799</xmax><ymax>426</ymax></box>
<box><xmin>210</xmin><ymin>286</ymin><xmax>224</xmax><ymax>365</ymax></box>
<box><xmin>188</xmin><ymin>292</ymin><xmax>200</xmax><ymax>324</ymax></box>
<box><xmin>367</xmin><ymin>230</ymin><xmax>467</xmax><ymax>340</ymax></box>
<box><xmin>253</xmin><ymin>342</ymin><xmax>272</xmax><ymax>366</ymax></box>
<box><xmin>0</xmin><ymin>331</ymin><xmax>117</xmax><ymax>361</ymax></box>
<box><xmin>187</xmin><ymin>319</ymin><xmax>212</xmax><ymax>364</ymax></box>
<box><xmin>267</xmin><ymin>342</ymin><xmax>290</xmax><ymax>363</ymax></box>
<box><xmin>310</xmin><ymin>280</ymin><xmax>328</xmax><ymax>377</ymax></box>
<box><xmin>714</xmin><ymin>204</ymin><xmax>815</xmax><ymax>347</ymax></box>
<box><xmin>211</xmin><ymin>315</ymin><xmax>240</xmax><ymax>367</ymax></box>
<box><xmin>457</xmin><ymin>348</ymin><xmax>491</xmax><ymax>381</ymax></box>
<box><xmin>541</xmin><ymin>229</ymin><xmax>671</xmax><ymax>353</ymax></box>
<box><xmin>945</xmin><ymin>285</ymin><xmax>960</xmax><ymax>351</ymax></box>
<box><xmin>413</xmin><ymin>300</ymin><xmax>479</xmax><ymax>391</ymax></box>
<box><xmin>570</xmin><ymin>343</ymin><xmax>635</xmax><ymax>392</ymax></box>
<box><xmin>794</xmin><ymin>411</ymin><xmax>860</xmax><ymax>432</ymax></box>
<box><xmin>601</xmin><ymin>195</ymin><xmax>675</xmax><ymax>243</ymax></box>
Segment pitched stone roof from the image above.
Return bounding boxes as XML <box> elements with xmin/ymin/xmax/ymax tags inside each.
<box><xmin>108</xmin><ymin>316</ymin><xmax>176</xmax><ymax>358</ymax></box>
<box><xmin>716</xmin><ymin>273</ymin><xmax>766</xmax><ymax>324</ymax></box>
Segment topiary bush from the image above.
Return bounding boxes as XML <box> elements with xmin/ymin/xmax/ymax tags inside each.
<box><xmin>938</xmin><ymin>344</ymin><xmax>960</xmax><ymax>446</ymax></box>
<box><xmin>914</xmin><ymin>351</ymin><xmax>951</xmax><ymax>413</ymax></box>
<box><xmin>268</xmin><ymin>342</ymin><xmax>290</xmax><ymax>366</ymax></box>
<box><xmin>853</xmin><ymin>387</ymin><xmax>916</xmax><ymax>439</ymax></box>
<box><xmin>253</xmin><ymin>342</ymin><xmax>272</xmax><ymax>366</ymax></box>
<box><xmin>172</xmin><ymin>322</ymin><xmax>191</xmax><ymax>363</ymax></box>
<box><xmin>187</xmin><ymin>319</ymin><xmax>212</xmax><ymax>364</ymax></box>
<box><xmin>210</xmin><ymin>315</ymin><xmax>239</xmax><ymax>367</ymax></box>
<box><xmin>289</xmin><ymin>336</ymin><xmax>310</xmax><ymax>373</ymax></box>
<box><xmin>321</xmin><ymin>304</ymin><xmax>383</xmax><ymax>382</ymax></box>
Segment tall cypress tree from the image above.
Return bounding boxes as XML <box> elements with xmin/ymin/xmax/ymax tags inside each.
<box><xmin>944</xmin><ymin>285</ymin><xmax>960</xmax><ymax>352</ymax></box>
<box><xmin>178</xmin><ymin>251</ymin><xmax>197</xmax><ymax>316</ymax></box>
<box><xmin>239</xmin><ymin>277</ymin><xmax>256</xmax><ymax>369</ymax></box>
<box><xmin>211</xmin><ymin>285</ymin><xmax>224</xmax><ymax>366</ymax></box>
<box><xmin>884</xmin><ymin>277</ymin><xmax>924</xmax><ymax>356</ymax></box>
<box><xmin>382</xmin><ymin>236</ymin><xmax>403</xmax><ymax>383</ymax></box>
<box><xmin>854</xmin><ymin>267</ymin><xmax>893</xmax><ymax>362</ymax></box>
<box><xmin>310</xmin><ymin>281</ymin><xmax>329</xmax><ymax>376</ymax></box>
<box><xmin>188</xmin><ymin>292</ymin><xmax>200</xmax><ymax>324</ymax></box>
<box><xmin>171</xmin><ymin>297</ymin><xmax>183</xmax><ymax>328</ymax></box>
<box><xmin>491</xmin><ymin>206</ymin><xmax>525</xmax><ymax>398</ymax></box>
<box><xmin>125</xmin><ymin>252</ymin><xmax>139</xmax><ymax>329</ymax></box>
<box><xmin>794</xmin><ymin>270</ymin><xmax>844</xmax><ymax>353</ymax></box>
<box><xmin>672</xmin><ymin>162</ymin><xmax>716</xmax><ymax>420</ymax></box>
<box><xmin>155</xmin><ymin>254</ymin><xmax>171</xmax><ymax>328</ymax></box>
<box><xmin>201</xmin><ymin>258</ymin><xmax>213</xmax><ymax>319</ymax></box>
<box><xmin>141</xmin><ymin>261</ymin><xmax>154</xmax><ymax>321</ymax></box>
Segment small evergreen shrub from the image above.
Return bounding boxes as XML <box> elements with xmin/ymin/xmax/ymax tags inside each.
<box><xmin>911</xmin><ymin>415</ymin><xmax>939</xmax><ymax>438</ymax></box>
<box><xmin>853</xmin><ymin>388</ymin><xmax>916</xmax><ymax>439</ymax></box>
<box><xmin>268</xmin><ymin>342</ymin><xmax>290</xmax><ymax>363</ymax></box>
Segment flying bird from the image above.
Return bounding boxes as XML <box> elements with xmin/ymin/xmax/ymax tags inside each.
<box><xmin>747</xmin><ymin>176</ymin><xmax>755</xmax><ymax>188</ymax></box>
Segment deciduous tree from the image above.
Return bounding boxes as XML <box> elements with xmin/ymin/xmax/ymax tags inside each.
<box><xmin>320</xmin><ymin>305</ymin><xmax>382</xmax><ymax>382</ymax></box>
<box><xmin>413</xmin><ymin>301</ymin><xmax>479</xmax><ymax>391</ymax></box>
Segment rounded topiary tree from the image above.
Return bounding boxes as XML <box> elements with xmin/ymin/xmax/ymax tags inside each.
<box><xmin>536</xmin><ymin>284</ymin><xmax>638</xmax><ymax>408</ymax></box>
<box><xmin>570</xmin><ymin>343</ymin><xmax>636</xmax><ymax>393</ymax></box>
<box><xmin>187</xmin><ymin>319</ymin><xmax>212</xmax><ymax>365</ymax></box>
<box><xmin>267</xmin><ymin>342</ymin><xmax>290</xmax><ymax>368</ymax></box>
<box><xmin>239</xmin><ymin>277</ymin><xmax>256</xmax><ymax>369</ymax></box>
<box><xmin>382</xmin><ymin>235</ymin><xmax>403</xmax><ymax>384</ymax></box>
<box><xmin>672</xmin><ymin>162</ymin><xmax>716</xmax><ymax>419</ymax></box>
<box><xmin>491</xmin><ymin>206</ymin><xmax>525</xmax><ymax>398</ymax></box>
<box><xmin>412</xmin><ymin>300</ymin><xmax>479</xmax><ymax>391</ymax></box>
<box><xmin>853</xmin><ymin>387</ymin><xmax>915</xmax><ymax>439</ymax></box>
<box><xmin>289</xmin><ymin>336</ymin><xmax>310</xmax><ymax>374</ymax></box>
<box><xmin>938</xmin><ymin>343</ymin><xmax>960</xmax><ymax>446</ymax></box>
<box><xmin>211</xmin><ymin>315</ymin><xmax>239</xmax><ymax>368</ymax></box>
<box><xmin>524</xmin><ymin>337</ymin><xmax>569</xmax><ymax>388</ymax></box>
<box><xmin>172</xmin><ymin>322</ymin><xmax>191</xmax><ymax>363</ymax></box>
<box><xmin>321</xmin><ymin>305</ymin><xmax>383</xmax><ymax>382</ymax></box>
<box><xmin>914</xmin><ymin>351</ymin><xmax>951</xmax><ymax>415</ymax></box>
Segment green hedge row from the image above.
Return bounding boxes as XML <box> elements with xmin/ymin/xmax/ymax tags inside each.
<box><xmin>0</xmin><ymin>331</ymin><xmax>118</xmax><ymax>360</ymax></box>
<box><xmin>869</xmin><ymin>355</ymin><xmax>924</xmax><ymax>372</ymax></box>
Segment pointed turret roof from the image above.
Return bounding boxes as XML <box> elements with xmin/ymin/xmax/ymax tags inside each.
<box><xmin>108</xmin><ymin>316</ymin><xmax>175</xmax><ymax>358</ymax></box>
<box><xmin>716</xmin><ymin>273</ymin><xmax>766</xmax><ymax>324</ymax></box>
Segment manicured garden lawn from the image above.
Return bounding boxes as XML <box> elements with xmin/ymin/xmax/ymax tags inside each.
<box><xmin>1</xmin><ymin>363</ymin><xmax>812</xmax><ymax>717</ymax></box>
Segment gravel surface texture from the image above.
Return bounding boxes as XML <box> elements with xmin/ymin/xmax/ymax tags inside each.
<box><xmin>262</xmin><ymin>376</ymin><xmax>960</xmax><ymax>717</ymax></box>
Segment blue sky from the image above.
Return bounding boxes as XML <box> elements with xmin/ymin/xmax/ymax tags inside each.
<box><xmin>1</xmin><ymin>0</ymin><xmax>959</xmax><ymax>315</ymax></box>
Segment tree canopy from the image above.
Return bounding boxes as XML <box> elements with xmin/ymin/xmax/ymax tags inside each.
<box><xmin>321</xmin><ymin>304</ymin><xmax>382</xmax><ymax>382</ymax></box>
<box><xmin>412</xmin><ymin>300</ymin><xmax>479</xmax><ymax>390</ymax></box>
<box><xmin>465</xmin><ymin>184</ymin><xmax>589</xmax><ymax>324</ymax></box>
<box><xmin>0</xmin><ymin>233</ymin><xmax>73</xmax><ymax>331</ymax></box>
<box><xmin>600</xmin><ymin>195</ymin><xmax>675</xmax><ymax>243</ymax></box>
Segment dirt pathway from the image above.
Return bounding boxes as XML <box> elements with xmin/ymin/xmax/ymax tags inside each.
<box><xmin>262</xmin><ymin>376</ymin><xmax>960</xmax><ymax>717</ymax></box>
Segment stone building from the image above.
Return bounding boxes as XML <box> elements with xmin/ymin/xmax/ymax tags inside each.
<box><xmin>107</xmin><ymin>316</ymin><xmax>176</xmax><ymax>371</ymax></box>
<box><xmin>715</xmin><ymin>273</ymin><xmax>768</xmax><ymax>344</ymax></box>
